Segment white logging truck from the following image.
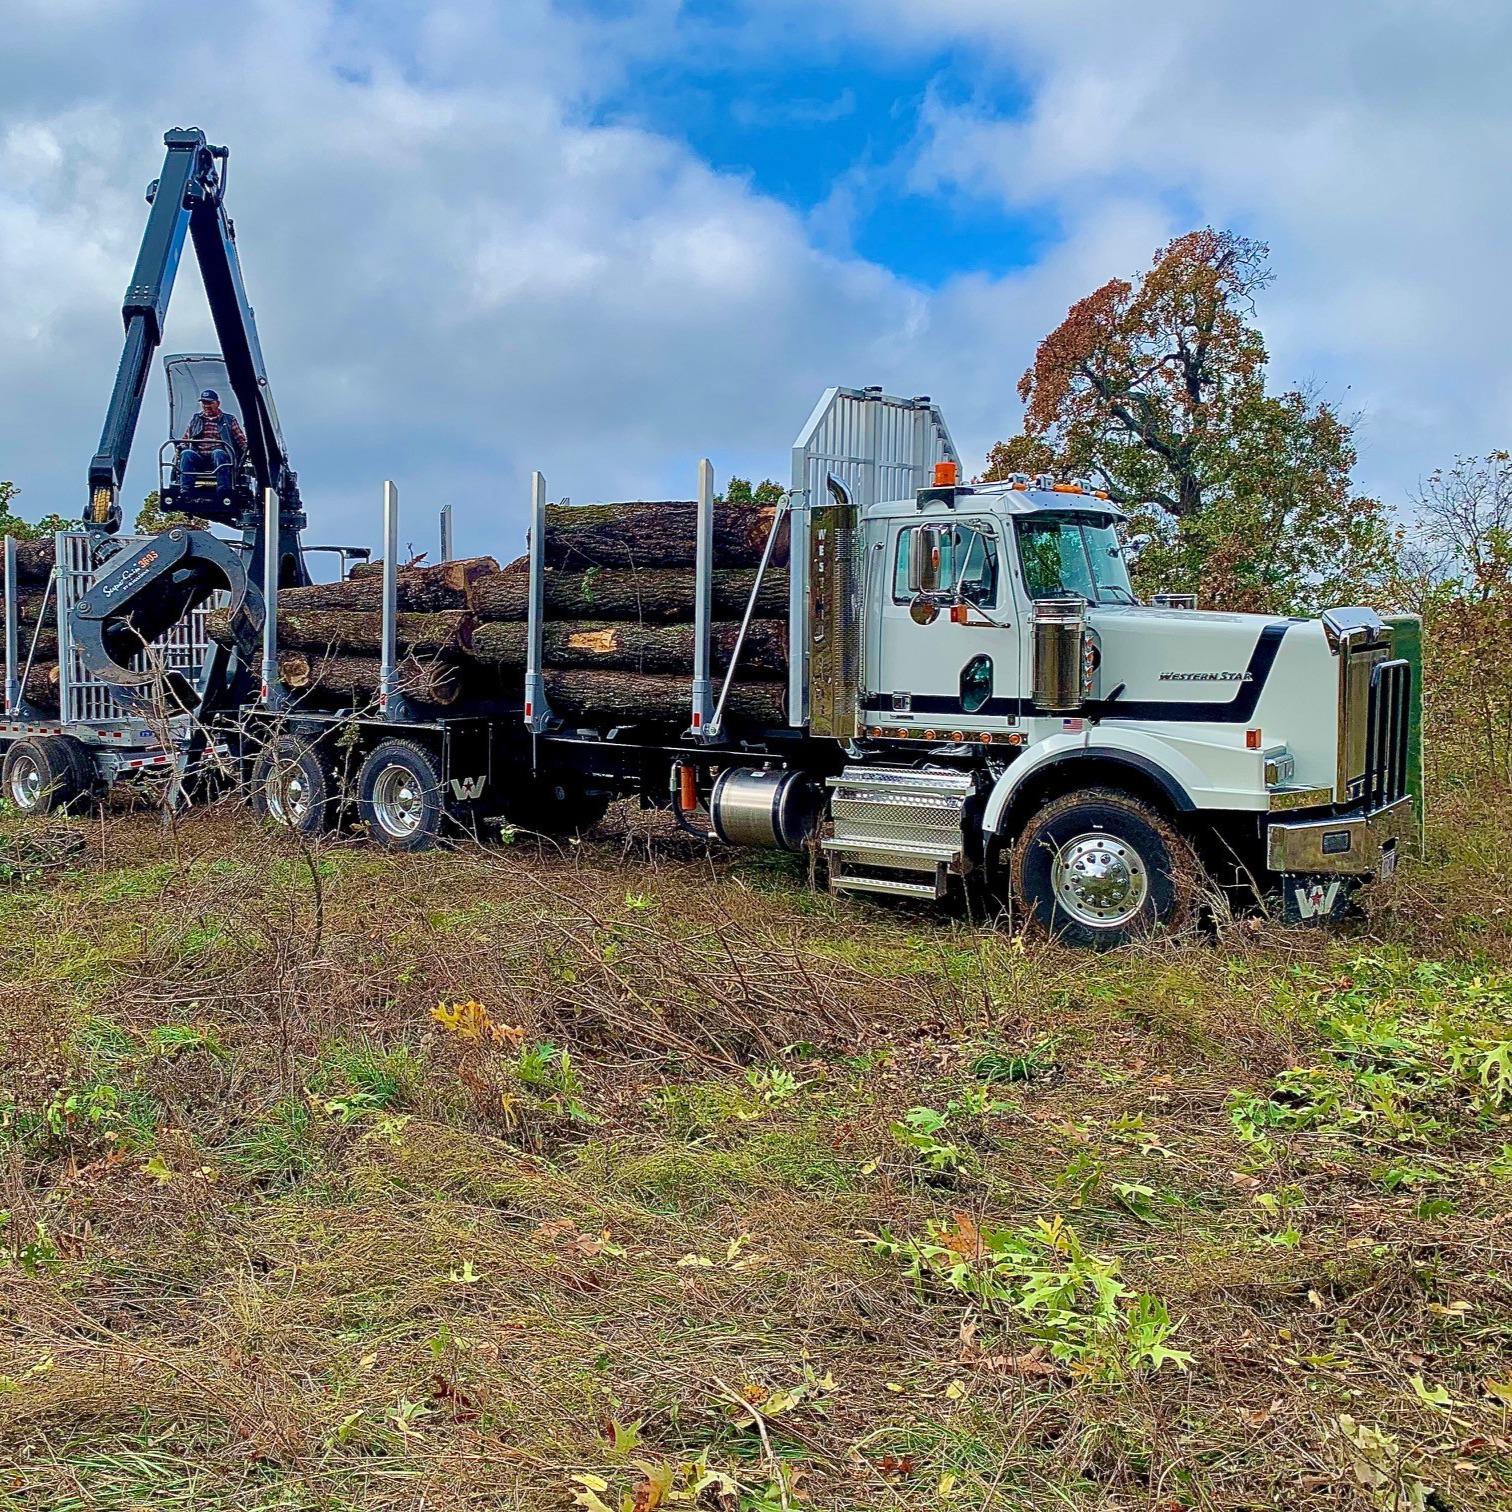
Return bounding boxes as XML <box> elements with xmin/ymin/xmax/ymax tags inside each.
<box><xmin>0</xmin><ymin>131</ymin><xmax>1420</xmax><ymax>948</ymax></box>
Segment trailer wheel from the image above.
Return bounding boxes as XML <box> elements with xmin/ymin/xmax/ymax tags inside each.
<box><xmin>251</xmin><ymin>738</ymin><xmax>335</xmax><ymax>836</ymax></box>
<box><xmin>1009</xmin><ymin>786</ymin><xmax>1199</xmax><ymax>950</ymax></box>
<box><xmin>2</xmin><ymin>736</ymin><xmax>93</xmax><ymax>816</ymax></box>
<box><xmin>358</xmin><ymin>739</ymin><xmax>445</xmax><ymax>851</ymax></box>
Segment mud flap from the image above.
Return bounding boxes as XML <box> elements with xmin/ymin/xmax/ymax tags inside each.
<box><xmin>1280</xmin><ymin>874</ymin><xmax>1360</xmax><ymax>924</ymax></box>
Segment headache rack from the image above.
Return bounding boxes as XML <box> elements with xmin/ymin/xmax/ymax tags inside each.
<box><xmin>788</xmin><ymin>386</ymin><xmax>959</xmax><ymax>728</ymax></box>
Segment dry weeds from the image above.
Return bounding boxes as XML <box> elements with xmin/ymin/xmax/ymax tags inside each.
<box><xmin>0</xmin><ymin>786</ymin><xmax>1509</xmax><ymax>1509</ymax></box>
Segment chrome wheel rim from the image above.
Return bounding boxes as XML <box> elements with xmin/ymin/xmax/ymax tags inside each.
<box><xmin>1051</xmin><ymin>831</ymin><xmax>1149</xmax><ymax>928</ymax></box>
<box><xmin>8</xmin><ymin>754</ymin><xmax>43</xmax><ymax>810</ymax></box>
<box><xmin>372</xmin><ymin>766</ymin><xmax>424</xmax><ymax>837</ymax></box>
<box><xmin>267</xmin><ymin>767</ymin><xmax>310</xmax><ymax>825</ymax></box>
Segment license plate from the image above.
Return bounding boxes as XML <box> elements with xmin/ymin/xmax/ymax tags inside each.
<box><xmin>1380</xmin><ymin>846</ymin><xmax>1398</xmax><ymax>881</ymax></box>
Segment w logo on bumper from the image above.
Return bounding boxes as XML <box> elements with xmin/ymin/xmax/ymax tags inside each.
<box><xmin>450</xmin><ymin>775</ymin><xmax>487</xmax><ymax>801</ymax></box>
<box><xmin>1288</xmin><ymin>878</ymin><xmax>1343</xmax><ymax>921</ymax></box>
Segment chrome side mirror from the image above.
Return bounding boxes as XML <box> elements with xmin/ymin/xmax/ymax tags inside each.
<box><xmin>907</xmin><ymin>525</ymin><xmax>945</xmax><ymax>594</ymax></box>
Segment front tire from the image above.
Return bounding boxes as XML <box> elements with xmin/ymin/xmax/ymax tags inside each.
<box><xmin>357</xmin><ymin>738</ymin><xmax>446</xmax><ymax>851</ymax></box>
<box><xmin>1009</xmin><ymin>787</ymin><xmax>1199</xmax><ymax>950</ymax></box>
<box><xmin>250</xmin><ymin>738</ymin><xmax>334</xmax><ymax>836</ymax></box>
<box><xmin>3</xmin><ymin>736</ymin><xmax>93</xmax><ymax>815</ymax></box>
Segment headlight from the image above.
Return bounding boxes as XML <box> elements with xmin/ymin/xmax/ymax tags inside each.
<box><xmin>1265</xmin><ymin>751</ymin><xmax>1296</xmax><ymax>787</ymax></box>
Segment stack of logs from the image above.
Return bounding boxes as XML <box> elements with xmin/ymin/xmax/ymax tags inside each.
<box><xmin>0</xmin><ymin>541</ymin><xmax>63</xmax><ymax>712</ymax></box>
<box><xmin>206</xmin><ymin>498</ymin><xmax>791</xmax><ymax>727</ymax></box>
<box><xmin>207</xmin><ymin>556</ymin><xmax>493</xmax><ymax>711</ymax></box>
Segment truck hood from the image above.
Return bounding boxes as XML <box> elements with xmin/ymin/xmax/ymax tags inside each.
<box><xmin>1087</xmin><ymin>604</ymin><xmax>1303</xmax><ymax>721</ymax></box>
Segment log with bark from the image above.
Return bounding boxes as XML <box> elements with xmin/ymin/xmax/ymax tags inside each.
<box><xmin>541</xmin><ymin>500</ymin><xmax>787</xmax><ymax>570</ymax></box>
<box><xmin>0</xmin><ymin>595</ymin><xmax>58</xmax><ymax>629</ymax></box>
<box><xmin>17</xmin><ymin>664</ymin><xmax>59</xmax><ymax>713</ymax></box>
<box><xmin>468</xmin><ymin>618</ymin><xmax>787</xmax><ymax>676</ymax></box>
<box><xmin>207</xmin><ymin>607</ymin><xmax>473</xmax><ymax>658</ymax></box>
<box><xmin>2</xmin><ymin>541</ymin><xmax>58</xmax><ymax>586</ymax></box>
<box><xmin>282</xmin><ymin>652</ymin><xmax>463</xmax><ymax>709</ymax></box>
<box><xmin>467</xmin><ymin>562</ymin><xmax>790</xmax><ymax>623</ymax></box>
<box><xmin>543</xmin><ymin>669</ymin><xmax>785</xmax><ymax>728</ymax></box>
<box><xmin>4</xmin><ymin>629</ymin><xmax>59</xmax><ymax>663</ymax></box>
<box><xmin>345</xmin><ymin>556</ymin><xmax>498</xmax><ymax>601</ymax></box>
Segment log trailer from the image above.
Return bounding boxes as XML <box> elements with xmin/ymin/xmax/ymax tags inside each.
<box><xmin>0</xmin><ymin>132</ymin><xmax>1421</xmax><ymax>948</ymax></box>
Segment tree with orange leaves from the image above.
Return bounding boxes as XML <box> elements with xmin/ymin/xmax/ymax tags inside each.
<box><xmin>985</xmin><ymin>230</ymin><xmax>1396</xmax><ymax>613</ymax></box>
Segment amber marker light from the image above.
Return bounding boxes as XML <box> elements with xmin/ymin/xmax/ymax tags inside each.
<box><xmin>1245</xmin><ymin>728</ymin><xmax>1263</xmax><ymax>750</ymax></box>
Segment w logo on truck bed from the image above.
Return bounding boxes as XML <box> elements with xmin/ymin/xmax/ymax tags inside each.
<box><xmin>450</xmin><ymin>775</ymin><xmax>487</xmax><ymax>801</ymax></box>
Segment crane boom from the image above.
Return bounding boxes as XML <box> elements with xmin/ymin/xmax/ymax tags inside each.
<box><xmin>85</xmin><ymin>126</ymin><xmax>306</xmax><ymax>590</ymax></box>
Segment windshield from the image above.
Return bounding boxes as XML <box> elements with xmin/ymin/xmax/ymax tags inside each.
<box><xmin>1014</xmin><ymin>515</ymin><xmax>1135</xmax><ymax>605</ymax></box>
<box><xmin>164</xmin><ymin>353</ymin><xmax>236</xmax><ymax>438</ymax></box>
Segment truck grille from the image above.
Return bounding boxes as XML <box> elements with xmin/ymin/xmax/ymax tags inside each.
<box><xmin>1362</xmin><ymin>658</ymin><xmax>1411</xmax><ymax>810</ymax></box>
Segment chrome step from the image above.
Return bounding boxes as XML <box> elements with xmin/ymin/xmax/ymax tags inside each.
<box><xmin>827</xmin><ymin>772</ymin><xmax>974</xmax><ymax>800</ymax></box>
<box><xmin>829</xmin><ymin>866</ymin><xmax>945</xmax><ymax>900</ymax></box>
<box><xmin>822</xmin><ymin>834</ymin><xmax>961</xmax><ymax>869</ymax></box>
<box><xmin>824</xmin><ymin>763</ymin><xmax>973</xmax><ymax>901</ymax></box>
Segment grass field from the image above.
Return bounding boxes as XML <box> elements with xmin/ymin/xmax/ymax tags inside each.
<box><xmin>2</xmin><ymin>790</ymin><xmax>1510</xmax><ymax>1510</ymax></box>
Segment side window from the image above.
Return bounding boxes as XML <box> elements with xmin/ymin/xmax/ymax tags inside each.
<box><xmin>892</xmin><ymin>528</ymin><xmax>916</xmax><ymax>601</ymax></box>
<box><xmin>960</xmin><ymin>654</ymin><xmax>993</xmax><ymax>713</ymax></box>
<box><xmin>892</xmin><ymin>522</ymin><xmax>1000</xmax><ymax>607</ymax></box>
<box><xmin>957</xmin><ymin>526</ymin><xmax>999</xmax><ymax>607</ymax></box>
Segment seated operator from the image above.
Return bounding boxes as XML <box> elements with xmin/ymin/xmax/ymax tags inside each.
<box><xmin>179</xmin><ymin>389</ymin><xmax>247</xmax><ymax>499</ymax></box>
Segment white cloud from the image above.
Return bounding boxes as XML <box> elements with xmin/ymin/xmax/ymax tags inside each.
<box><xmin>3</xmin><ymin>0</ymin><xmax>1501</xmax><ymax>568</ymax></box>
<box><xmin>0</xmin><ymin>1</ymin><xmax>979</xmax><ymax>555</ymax></box>
<box><xmin>824</xmin><ymin>0</ymin><xmax>1512</xmax><ymax>500</ymax></box>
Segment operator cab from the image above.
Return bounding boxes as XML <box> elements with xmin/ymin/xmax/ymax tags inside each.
<box><xmin>158</xmin><ymin>354</ymin><xmax>256</xmax><ymax>521</ymax></box>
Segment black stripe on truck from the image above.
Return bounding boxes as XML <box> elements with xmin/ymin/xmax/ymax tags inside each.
<box><xmin>861</xmin><ymin>622</ymin><xmax>1290</xmax><ymax>723</ymax></box>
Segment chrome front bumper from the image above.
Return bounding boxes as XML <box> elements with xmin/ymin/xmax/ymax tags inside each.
<box><xmin>1266</xmin><ymin>796</ymin><xmax>1416</xmax><ymax>877</ymax></box>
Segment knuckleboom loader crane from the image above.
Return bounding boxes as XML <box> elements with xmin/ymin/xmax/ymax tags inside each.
<box><xmin>75</xmin><ymin>125</ymin><xmax>309</xmax><ymax>705</ymax></box>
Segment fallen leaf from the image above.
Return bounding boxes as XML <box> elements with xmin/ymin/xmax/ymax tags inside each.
<box><xmin>936</xmin><ymin>1213</ymin><xmax>982</xmax><ymax>1258</ymax></box>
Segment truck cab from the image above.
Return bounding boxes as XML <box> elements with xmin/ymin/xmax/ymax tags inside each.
<box><xmin>794</xmin><ymin>397</ymin><xmax>1417</xmax><ymax>946</ymax></box>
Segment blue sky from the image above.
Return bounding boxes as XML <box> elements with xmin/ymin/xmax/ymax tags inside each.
<box><xmin>2</xmin><ymin>1</ymin><xmax>1510</xmax><ymax>562</ymax></box>
<box><xmin>582</xmin><ymin>11</ymin><xmax>1048</xmax><ymax>285</ymax></box>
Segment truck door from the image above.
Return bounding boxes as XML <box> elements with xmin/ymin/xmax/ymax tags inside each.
<box><xmin>867</xmin><ymin>516</ymin><xmax>1018</xmax><ymax>728</ymax></box>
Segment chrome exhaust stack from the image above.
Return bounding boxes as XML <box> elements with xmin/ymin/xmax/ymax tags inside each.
<box><xmin>1031</xmin><ymin>596</ymin><xmax>1088</xmax><ymax>712</ymax></box>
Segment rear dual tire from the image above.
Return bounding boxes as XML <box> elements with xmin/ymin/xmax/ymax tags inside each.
<box><xmin>251</xmin><ymin>738</ymin><xmax>336</xmax><ymax>836</ymax></box>
<box><xmin>251</xmin><ymin>736</ymin><xmax>451</xmax><ymax>851</ymax></box>
<box><xmin>358</xmin><ymin>739</ymin><xmax>447</xmax><ymax>851</ymax></box>
<box><xmin>2</xmin><ymin>736</ymin><xmax>93</xmax><ymax>816</ymax></box>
